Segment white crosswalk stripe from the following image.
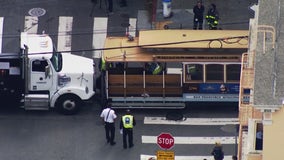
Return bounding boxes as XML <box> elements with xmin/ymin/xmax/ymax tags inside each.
<box><xmin>24</xmin><ymin>16</ymin><xmax>38</xmax><ymax>34</ymax></box>
<box><xmin>141</xmin><ymin>117</ymin><xmax>238</xmax><ymax>160</ymax></box>
<box><xmin>21</xmin><ymin>15</ymin><xmax>110</xmax><ymax>55</ymax></box>
<box><xmin>92</xmin><ymin>17</ymin><xmax>108</xmax><ymax>58</ymax></box>
<box><xmin>144</xmin><ymin>117</ymin><xmax>239</xmax><ymax>125</ymax></box>
<box><xmin>57</xmin><ymin>16</ymin><xmax>73</xmax><ymax>53</ymax></box>
<box><xmin>0</xmin><ymin>17</ymin><xmax>4</xmax><ymax>53</ymax></box>
<box><xmin>129</xmin><ymin>18</ymin><xmax>137</xmax><ymax>37</ymax></box>
<box><xmin>141</xmin><ymin>154</ymin><xmax>233</xmax><ymax>160</ymax></box>
<box><xmin>142</xmin><ymin>135</ymin><xmax>237</xmax><ymax>144</ymax></box>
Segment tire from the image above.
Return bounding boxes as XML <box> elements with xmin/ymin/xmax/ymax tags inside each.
<box><xmin>56</xmin><ymin>94</ymin><xmax>82</xmax><ymax>115</ymax></box>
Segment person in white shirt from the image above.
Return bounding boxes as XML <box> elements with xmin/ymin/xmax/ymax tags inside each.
<box><xmin>100</xmin><ymin>103</ymin><xmax>117</xmax><ymax>145</ymax></box>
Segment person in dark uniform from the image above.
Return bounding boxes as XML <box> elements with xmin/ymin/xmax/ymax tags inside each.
<box><xmin>100</xmin><ymin>103</ymin><xmax>117</xmax><ymax>145</ymax></box>
<box><xmin>120</xmin><ymin>109</ymin><xmax>136</xmax><ymax>149</ymax></box>
<box><xmin>206</xmin><ymin>3</ymin><xmax>219</xmax><ymax>30</ymax></box>
<box><xmin>193</xmin><ymin>0</ymin><xmax>205</xmax><ymax>30</ymax></box>
<box><xmin>211</xmin><ymin>142</ymin><xmax>224</xmax><ymax>160</ymax></box>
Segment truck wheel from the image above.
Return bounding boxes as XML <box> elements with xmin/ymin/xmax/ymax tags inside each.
<box><xmin>56</xmin><ymin>95</ymin><xmax>82</xmax><ymax>115</ymax></box>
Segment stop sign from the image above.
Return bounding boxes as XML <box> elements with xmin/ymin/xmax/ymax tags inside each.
<box><xmin>157</xmin><ymin>132</ymin><xmax>175</xmax><ymax>150</ymax></box>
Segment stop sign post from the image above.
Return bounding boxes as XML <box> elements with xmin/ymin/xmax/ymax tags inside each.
<box><xmin>157</xmin><ymin>132</ymin><xmax>175</xmax><ymax>150</ymax></box>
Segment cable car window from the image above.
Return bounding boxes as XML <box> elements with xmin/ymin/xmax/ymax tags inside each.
<box><xmin>206</xmin><ymin>64</ymin><xmax>223</xmax><ymax>81</ymax></box>
<box><xmin>32</xmin><ymin>60</ymin><xmax>48</xmax><ymax>72</ymax></box>
<box><xmin>226</xmin><ymin>64</ymin><xmax>241</xmax><ymax>81</ymax></box>
<box><xmin>185</xmin><ymin>64</ymin><xmax>203</xmax><ymax>81</ymax></box>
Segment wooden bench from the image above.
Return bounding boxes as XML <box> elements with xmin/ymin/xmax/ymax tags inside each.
<box><xmin>108</xmin><ymin>74</ymin><xmax>182</xmax><ymax>97</ymax></box>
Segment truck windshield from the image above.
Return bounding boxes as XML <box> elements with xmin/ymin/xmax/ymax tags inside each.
<box><xmin>50</xmin><ymin>52</ymin><xmax>62</xmax><ymax>72</ymax></box>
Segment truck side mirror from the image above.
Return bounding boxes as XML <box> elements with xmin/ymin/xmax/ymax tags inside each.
<box><xmin>45</xmin><ymin>65</ymin><xmax>51</xmax><ymax>79</ymax></box>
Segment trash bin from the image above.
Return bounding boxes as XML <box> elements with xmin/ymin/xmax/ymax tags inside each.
<box><xmin>162</xmin><ymin>0</ymin><xmax>172</xmax><ymax>18</ymax></box>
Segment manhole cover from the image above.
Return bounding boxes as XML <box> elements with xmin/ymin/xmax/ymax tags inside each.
<box><xmin>28</xmin><ymin>8</ymin><xmax>46</xmax><ymax>17</ymax></box>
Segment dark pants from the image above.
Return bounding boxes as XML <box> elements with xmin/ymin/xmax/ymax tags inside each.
<box><xmin>107</xmin><ymin>0</ymin><xmax>113</xmax><ymax>12</ymax></box>
<box><xmin>105</xmin><ymin>122</ymin><xmax>115</xmax><ymax>144</ymax></box>
<box><xmin>123</xmin><ymin>128</ymin><xmax>133</xmax><ymax>148</ymax></box>
<box><xmin>193</xmin><ymin>19</ymin><xmax>203</xmax><ymax>30</ymax></box>
<box><xmin>256</xmin><ymin>138</ymin><xmax>263</xmax><ymax>150</ymax></box>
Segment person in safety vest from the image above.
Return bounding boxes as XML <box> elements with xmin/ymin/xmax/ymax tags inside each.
<box><xmin>99</xmin><ymin>56</ymin><xmax>112</xmax><ymax>72</ymax></box>
<box><xmin>146</xmin><ymin>62</ymin><xmax>162</xmax><ymax>75</ymax></box>
<box><xmin>206</xmin><ymin>3</ymin><xmax>219</xmax><ymax>30</ymax></box>
<box><xmin>120</xmin><ymin>109</ymin><xmax>136</xmax><ymax>149</ymax></box>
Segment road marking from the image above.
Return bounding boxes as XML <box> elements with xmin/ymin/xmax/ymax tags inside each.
<box><xmin>57</xmin><ymin>16</ymin><xmax>73</xmax><ymax>53</ymax></box>
<box><xmin>92</xmin><ymin>17</ymin><xmax>108</xmax><ymax>58</ymax></box>
<box><xmin>141</xmin><ymin>155</ymin><xmax>233</xmax><ymax>160</ymax></box>
<box><xmin>144</xmin><ymin>117</ymin><xmax>239</xmax><ymax>125</ymax></box>
<box><xmin>0</xmin><ymin>17</ymin><xmax>4</xmax><ymax>53</ymax></box>
<box><xmin>129</xmin><ymin>18</ymin><xmax>136</xmax><ymax>37</ymax></box>
<box><xmin>142</xmin><ymin>136</ymin><xmax>237</xmax><ymax>144</ymax></box>
<box><xmin>24</xmin><ymin>16</ymin><xmax>38</xmax><ymax>34</ymax></box>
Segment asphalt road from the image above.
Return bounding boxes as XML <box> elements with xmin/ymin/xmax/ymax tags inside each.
<box><xmin>0</xmin><ymin>0</ymin><xmax>254</xmax><ymax>159</ymax></box>
<box><xmin>0</xmin><ymin>102</ymin><xmax>238</xmax><ymax>160</ymax></box>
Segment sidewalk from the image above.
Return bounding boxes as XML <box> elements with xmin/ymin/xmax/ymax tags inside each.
<box><xmin>138</xmin><ymin>0</ymin><xmax>257</xmax><ymax>31</ymax></box>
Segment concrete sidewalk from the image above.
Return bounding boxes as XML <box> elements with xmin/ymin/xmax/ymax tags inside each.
<box><xmin>138</xmin><ymin>0</ymin><xmax>257</xmax><ymax>31</ymax></box>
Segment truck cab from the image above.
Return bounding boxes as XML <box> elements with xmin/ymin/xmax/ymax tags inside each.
<box><xmin>0</xmin><ymin>32</ymin><xmax>96</xmax><ymax>114</ymax></box>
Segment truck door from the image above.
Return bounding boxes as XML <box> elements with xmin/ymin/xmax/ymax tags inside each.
<box><xmin>29</xmin><ymin>59</ymin><xmax>53</xmax><ymax>91</ymax></box>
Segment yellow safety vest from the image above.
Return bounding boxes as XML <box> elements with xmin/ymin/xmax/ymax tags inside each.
<box><xmin>101</xmin><ymin>57</ymin><xmax>106</xmax><ymax>71</ymax></box>
<box><xmin>101</xmin><ymin>56</ymin><xmax>112</xmax><ymax>71</ymax></box>
<box><xmin>152</xmin><ymin>64</ymin><xmax>162</xmax><ymax>75</ymax></box>
<box><xmin>122</xmin><ymin>115</ymin><xmax>134</xmax><ymax>129</ymax></box>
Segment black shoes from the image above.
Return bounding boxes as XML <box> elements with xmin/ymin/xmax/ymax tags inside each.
<box><xmin>123</xmin><ymin>144</ymin><xmax>134</xmax><ymax>149</ymax></box>
<box><xmin>110</xmin><ymin>142</ymin><xmax>116</xmax><ymax>146</ymax></box>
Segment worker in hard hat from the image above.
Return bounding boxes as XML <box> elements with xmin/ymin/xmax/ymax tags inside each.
<box><xmin>206</xmin><ymin>3</ymin><xmax>219</xmax><ymax>30</ymax></box>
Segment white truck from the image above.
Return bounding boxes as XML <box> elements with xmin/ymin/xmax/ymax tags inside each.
<box><xmin>0</xmin><ymin>32</ymin><xmax>95</xmax><ymax>114</ymax></box>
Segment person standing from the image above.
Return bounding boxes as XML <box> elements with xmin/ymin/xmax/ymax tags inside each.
<box><xmin>193</xmin><ymin>0</ymin><xmax>205</xmax><ymax>30</ymax></box>
<box><xmin>120</xmin><ymin>109</ymin><xmax>136</xmax><ymax>149</ymax></box>
<box><xmin>255</xmin><ymin>130</ymin><xmax>263</xmax><ymax>150</ymax></box>
<box><xmin>100</xmin><ymin>103</ymin><xmax>117</xmax><ymax>145</ymax></box>
<box><xmin>206</xmin><ymin>3</ymin><xmax>219</xmax><ymax>30</ymax></box>
<box><xmin>211</xmin><ymin>142</ymin><xmax>224</xmax><ymax>160</ymax></box>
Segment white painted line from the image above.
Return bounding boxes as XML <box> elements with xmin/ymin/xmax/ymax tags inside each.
<box><xmin>141</xmin><ymin>154</ymin><xmax>233</xmax><ymax>160</ymax></box>
<box><xmin>57</xmin><ymin>16</ymin><xmax>73</xmax><ymax>53</ymax></box>
<box><xmin>144</xmin><ymin>117</ymin><xmax>239</xmax><ymax>125</ymax></box>
<box><xmin>24</xmin><ymin>16</ymin><xmax>38</xmax><ymax>34</ymax></box>
<box><xmin>129</xmin><ymin>18</ymin><xmax>136</xmax><ymax>37</ymax></box>
<box><xmin>92</xmin><ymin>17</ymin><xmax>108</xmax><ymax>58</ymax></box>
<box><xmin>0</xmin><ymin>17</ymin><xmax>4</xmax><ymax>53</ymax></box>
<box><xmin>142</xmin><ymin>136</ymin><xmax>237</xmax><ymax>144</ymax></box>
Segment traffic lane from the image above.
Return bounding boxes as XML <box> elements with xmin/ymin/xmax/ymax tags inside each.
<box><xmin>0</xmin><ymin>102</ymin><xmax>238</xmax><ymax>160</ymax></box>
<box><xmin>138</xmin><ymin>125</ymin><xmax>236</xmax><ymax>141</ymax></box>
<box><xmin>0</xmin><ymin>104</ymin><xmax>143</xmax><ymax>160</ymax></box>
<box><xmin>0</xmin><ymin>115</ymin><xmax>99</xmax><ymax>160</ymax></box>
<box><xmin>114</xmin><ymin>102</ymin><xmax>239</xmax><ymax>121</ymax></box>
<box><xmin>137</xmin><ymin>124</ymin><xmax>237</xmax><ymax>157</ymax></box>
<box><xmin>140</xmin><ymin>143</ymin><xmax>236</xmax><ymax>157</ymax></box>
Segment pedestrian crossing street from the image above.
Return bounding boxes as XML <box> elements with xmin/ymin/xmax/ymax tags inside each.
<box><xmin>140</xmin><ymin>117</ymin><xmax>239</xmax><ymax>160</ymax></box>
<box><xmin>0</xmin><ymin>16</ymin><xmax>137</xmax><ymax>57</ymax></box>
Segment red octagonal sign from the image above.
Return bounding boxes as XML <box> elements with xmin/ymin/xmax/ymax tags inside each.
<box><xmin>157</xmin><ymin>132</ymin><xmax>175</xmax><ymax>150</ymax></box>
